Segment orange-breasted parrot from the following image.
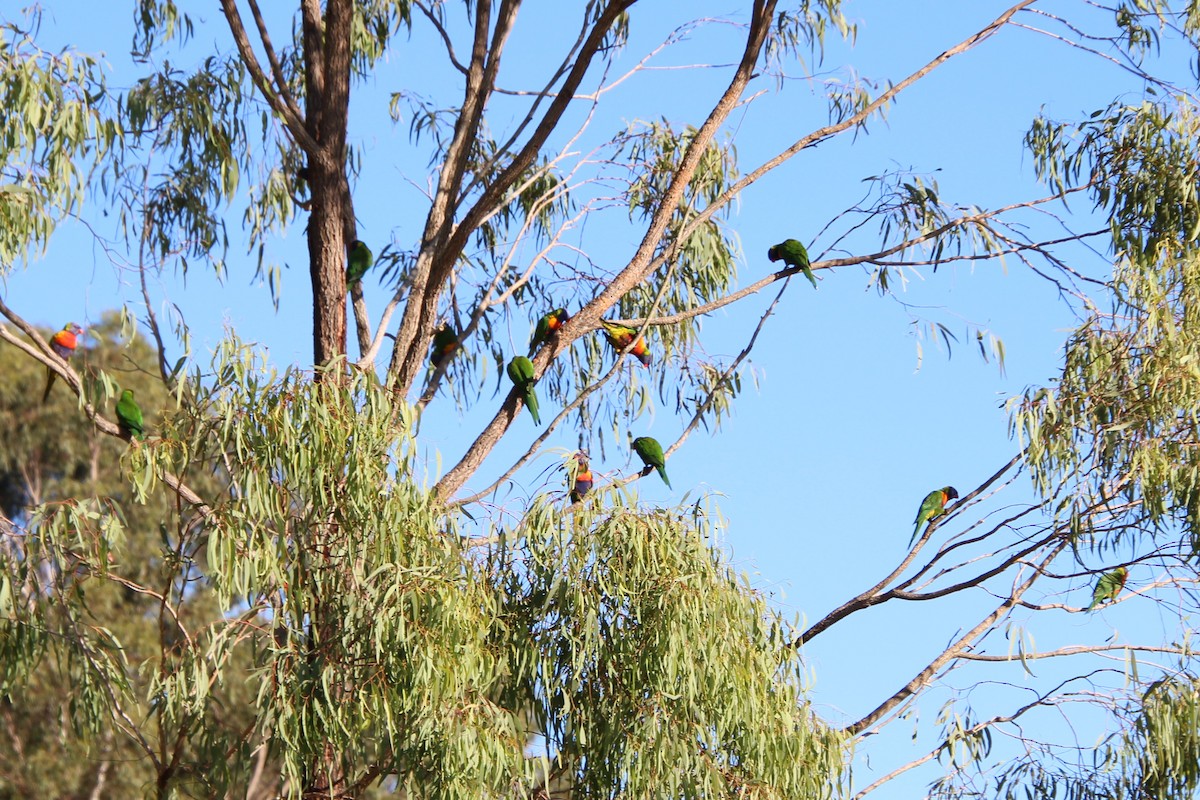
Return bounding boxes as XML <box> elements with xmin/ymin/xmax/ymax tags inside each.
<box><xmin>768</xmin><ymin>238</ymin><xmax>817</xmax><ymax>288</ymax></box>
<box><xmin>632</xmin><ymin>436</ymin><xmax>670</xmax><ymax>488</ymax></box>
<box><xmin>347</xmin><ymin>240</ymin><xmax>373</xmax><ymax>289</ymax></box>
<box><xmin>1086</xmin><ymin>566</ymin><xmax>1128</xmax><ymax>611</ymax></box>
<box><xmin>506</xmin><ymin>356</ymin><xmax>541</xmax><ymax>425</ymax></box>
<box><xmin>529</xmin><ymin>308</ymin><xmax>569</xmax><ymax>355</ymax></box>
<box><xmin>116</xmin><ymin>389</ymin><xmax>145</xmax><ymax>441</ymax></box>
<box><xmin>42</xmin><ymin>322</ymin><xmax>84</xmax><ymax>402</ymax></box>
<box><xmin>600</xmin><ymin>320</ymin><xmax>651</xmax><ymax>368</ymax></box>
<box><xmin>430</xmin><ymin>323</ymin><xmax>460</xmax><ymax>369</ymax></box>
<box><xmin>570</xmin><ymin>456</ymin><xmax>593</xmax><ymax>503</ymax></box>
<box><xmin>910</xmin><ymin>486</ymin><xmax>959</xmax><ymax>546</ymax></box>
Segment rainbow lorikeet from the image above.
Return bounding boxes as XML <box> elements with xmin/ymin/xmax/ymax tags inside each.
<box><xmin>910</xmin><ymin>486</ymin><xmax>959</xmax><ymax>546</ymax></box>
<box><xmin>529</xmin><ymin>308</ymin><xmax>570</xmax><ymax>355</ymax></box>
<box><xmin>632</xmin><ymin>436</ymin><xmax>670</xmax><ymax>488</ymax></box>
<box><xmin>1086</xmin><ymin>566</ymin><xmax>1128</xmax><ymax>611</ymax></box>
<box><xmin>347</xmin><ymin>240</ymin><xmax>373</xmax><ymax>289</ymax></box>
<box><xmin>506</xmin><ymin>356</ymin><xmax>541</xmax><ymax>425</ymax></box>
<box><xmin>42</xmin><ymin>322</ymin><xmax>84</xmax><ymax>402</ymax></box>
<box><xmin>767</xmin><ymin>238</ymin><xmax>817</xmax><ymax>288</ymax></box>
<box><xmin>600</xmin><ymin>320</ymin><xmax>651</xmax><ymax>368</ymax></box>
<box><xmin>116</xmin><ymin>389</ymin><xmax>145</xmax><ymax>441</ymax></box>
<box><xmin>570</xmin><ymin>456</ymin><xmax>593</xmax><ymax>503</ymax></box>
<box><xmin>429</xmin><ymin>323</ymin><xmax>460</xmax><ymax>369</ymax></box>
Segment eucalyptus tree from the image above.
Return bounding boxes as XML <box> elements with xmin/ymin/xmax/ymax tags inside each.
<box><xmin>3</xmin><ymin>1</ymin><xmax>1200</xmax><ymax>799</ymax></box>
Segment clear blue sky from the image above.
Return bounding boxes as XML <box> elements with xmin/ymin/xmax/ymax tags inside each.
<box><xmin>5</xmin><ymin>1</ymin><xmax>1171</xmax><ymax>796</ymax></box>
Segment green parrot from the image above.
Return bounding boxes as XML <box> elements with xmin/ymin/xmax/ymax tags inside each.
<box><xmin>347</xmin><ymin>240</ymin><xmax>374</xmax><ymax>289</ymax></box>
<box><xmin>429</xmin><ymin>323</ymin><xmax>460</xmax><ymax>369</ymax></box>
<box><xmin>767</xmin><ymin>238</ymin><xmax>817</xmax><ymax>288</ymax></box>
<box><xmin>600</xmin><ymin>320</ymin><xmax>651</xmax><ymax>367</ymax></box>
<box><xmin>910</xmin><ymin>486</ymin><xmax>959</xmax><ymax>546</ymax></box>
<box><xmin>1086</xmin><ymin>566</ymin><xmax>1128</xmax><ymax>611</ymax></box>
<box><xmin>529</xmin><ymin>308</ymin><xmax>570</xmax><ymax>355</ymax></box>
<box><xmin>42</xmin><ymin>322</ymin><xmax>84</xmax><ymax>402</ymax></box>
<box><xmin>116</xmin><ymin>389</ymin><xmax>145</xmax><ymax>441</ymax></box>
<box><xmin>631</xmin><ymin>436</ymin><xmax>670</xmax><ymax>488</ymax></box>
<box><xmin>506</xmin><ymin>356</ymin><xmax>541</xmax><ymax>425</ymax></box>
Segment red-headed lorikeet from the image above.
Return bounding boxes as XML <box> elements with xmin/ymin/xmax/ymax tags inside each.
<box><xmin>1086</xmin><ymin>566</ymin><xmax>1128</xmax><ymax>611</ymax></box>
<box><xmin>42</xmin><ymin>322</ymin><xmax>84</xmax><ymax>402</ymax></box>
<box><xmin>430</xmin><ymin>323</ymin><xmax>459</xmax><ymax>369</ymax></box>
<box><xmin>506</xmin><ymin>356</ymin><xmax>541</xmax><ymax>425</ymax></box>
<box><xmin>116</xmin><ymin>389</ymin><xmax>145</xmax><ymax>441</ymax></box>
<box><xmin>600</xmin><ymin>320</ymin><xmax>651</xmax><ymax>367</ymax></box>
<box><xmin>570</xmin><ymin>455</ymin><xmax>593</xmax><ymax>503</ymax></box>
<box><xmin>632</xmin><ymin>436</ymin><xmax>670</xmax><ymax>488</ymax></box>
<box><xmin>347</xmin><ymin>240</ymin><xmax>373</xmax><ymax>289</ymax></box>
<box><xmin>910</xmin><ymin>486</ymin><xmax>959</xmax><ymax>546</ymax></box>
<box><xmin>767</xmin><ymin>238</ymin><xmax>817</xmax><ymax>288</ymax></box>
<box><xmin>529</xmin><ymin>308</ymin><xmax>569</xmax><ymax>355</ymax></box>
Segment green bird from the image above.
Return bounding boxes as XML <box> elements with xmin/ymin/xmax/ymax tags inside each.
<box><xmin>910</xmin><ymin>486</ymin><xmax>959</xmax><ymax>546</ymax></box>
<box><xmin>429</xmin><ymin>323</ymin><xmax>460</xmax><ymax>369</ymax></box>
<box><xmin>347</xmin><ymin>240</ymin><xmax>374</xmax><ymax>289</ymax></box>
<box><xmin>599</xmin><ymin>320</ymin><xmax>651</xmax><ymax>367</ymax></box>
<box><xmin>529</xmin><ymin>308</ymin><xmax>570</xmax><ymax>355</ymax></box>
<box><xmin>116</xmin><ymin>389</ymin><xmax>145</xmax><ymax>441</ymax></box>
<box><xmin>767</xmin><ymin>238</ymin><xmax>817</xmax><ymax>288</ymax></box>
<box><xmin>506</xmin><ymin>356</ymin><xmax>541</xmax><ymax>425</ymax></box>
<box><xmin>1086</xmin><ymin>566</ymin><xmax>1128</xmax><ymax>611</ymax></box>
<box><xmin>631</xmin><ymin>436</ymin><xmax>670</xmax><ymax>488</ymax></box>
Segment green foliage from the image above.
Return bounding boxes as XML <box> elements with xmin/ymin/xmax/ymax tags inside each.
<box><xmin>501</xmin><ymin>499</ymin><xmax>846</xmax><ymax>799</ymax></box>
<box><xmin>0</xmin><ymin>11</ymin><xmax>118</xmax><ymax>270</ymax></box>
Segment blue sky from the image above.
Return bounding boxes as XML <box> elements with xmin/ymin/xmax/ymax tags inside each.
<box><xmin>4</xmin><ymin>1</ymin><xmax>1180</xmax><ymax>796</ymax></box>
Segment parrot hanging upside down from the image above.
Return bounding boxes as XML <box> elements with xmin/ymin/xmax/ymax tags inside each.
<box><xmin>116</xmin><ymin>389</ymin><xmax>146</xmax><ymax>441</ymax></box>
<box><xmin>1086</xmin><ymin>566</ymin><xmax>1128</xmax><ymax>611</ymax></box>
<box><xmin>910</xmin><ymin>486</ymin><xmax>959</xmax><ymax>547</ymax></box>
<box><xmin>506</xmin><ymin>356</ymin><xmax>541</xmax><ymax>425</ymax></box>
<box><xmin>600</xmin><ymin>320</ymin><xmax>651</xmax><ymax>368</ymax></box>
<box><xmin>346</xmin><ymin>240</ymin><xmax>374</xmax><ymax>290</ymax></box>
<box><xmin>42</xmin><ymin>322</ymin><xmax>84</xmax><ymax>402</ymax></box>
<box><xmin>767</xmin><ymin>238</ymin><xmax>818</xmax><ymax>289</ymax></box>
<box><xmin>429</xmin><ymin>323</ymin><xmax>460</xmax><ymax>369</ymax></box>
<box><xmin>529</xmin><ymin>308</ymin><xmax>570</xmax><ymax>355</ymax></box>
<box><xmin>631</xmin><ymin>436</ymin><xmax>670</xmax><ymax>488</ymax></box>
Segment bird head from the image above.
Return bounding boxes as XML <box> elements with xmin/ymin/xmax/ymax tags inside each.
<box><xmin>944</xmin><ymin>486</ymin><xmax>960</xmax><ymax>501</ymax></box>
<box><xmin>636</xmin><ymin>351</ymin><xmax>651</xmax><ymax>368</ymax></box>
<box><xmin>767</xmin><ymin>245</ymin><xmax>781</xmax><ymax>262</ymax></box>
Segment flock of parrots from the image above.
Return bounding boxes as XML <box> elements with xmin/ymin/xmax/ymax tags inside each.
<box><xmin>35</xmin><ymin>236</ymin><xmax>1130</xmax><ymax>610</ymax></box>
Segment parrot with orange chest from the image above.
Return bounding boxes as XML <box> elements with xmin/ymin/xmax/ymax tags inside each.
<box><xmin>910</xmin><ymin>486</ymin><xmax>959</xmax><ymax>546</ymax></box>
<box><xmin>529</xmin><ymin>308</ymin><xmax>569</xmax><ymax>355</ymax></box>
<box><xmin>1086</xmin><ymin>566</ymin><xmax>1128</xmax><ymax>611</ymax></box>
<box><xmin>570</xmin><ymin>454</ymin><xmax>593</xmax><ymax>503</ymax></box>
<box><xmin>600</xmin><ymin>320</ymin><xmax>651</xmax><ymax>367</ymax></box>
<box><xmin>429</xmin><ymin>323</ymin><xmax>460</xmax><ymax>369</ymax></box>
<box><xmin>42</xmin><ymin>322</ymin><xmax>85</xmax><ymax>402</ymax></box>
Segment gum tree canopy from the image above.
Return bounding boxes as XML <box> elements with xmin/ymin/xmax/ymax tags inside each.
<box><xmin>3</xmin><ymin>1</ymin><xmax>1200</xmax><ymax>799</ymax></box>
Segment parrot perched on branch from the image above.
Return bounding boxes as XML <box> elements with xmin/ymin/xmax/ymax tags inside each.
<box><xmin>506</xmin><ymin>356</ymin><xmax>541</xmax><ymax>425</ymax></box>
<box><xmin>632</xmin><ymin>436</ymin><xmax>670</xmax><ymax>488</ymax></box>
<box><xmin>600</xmin><ymin>320</ymin><xmax>651</xmax><ymax>368</ymax></box>
<box><xmin>767</xmin><ymin>238</ymin><xmax>817</xmax><ymax>288</ymax></box>
<box><xmin>1086</xmin><ymin>566</ymin><xmax>1128</xmax><ymax>611</ymax></box>
<box><xmin>42</xmin><ymin>322</ymin><xmax>84</xmax><ymax>402</ymax></box>
<box><xmin>429</xmin><ymin>324</ymin><xmax>460</xmax><ymax>369</ymax></box>
<box><xmin>116</xmin><ymin>389</ymin><xmax>145</xmax><ymax>441</ymax></box>
<box><xmin>347</xmin><ymin>240</ymin><xmax>373</xmax><ymax>289</ymax></box>
<box><xmin>529</xmin><ymin>308</ymin><xmax>569</xmax><ymax>355</ymax></box>
<box><xmin>570</xmin><ymin>455</ymin><xmax>593</xmax><ymax>503</ymax></box>
<box><xmin>910</xmin><ymin>486</ymin><xmax>959</xmax><ymax>546</ymax></box>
